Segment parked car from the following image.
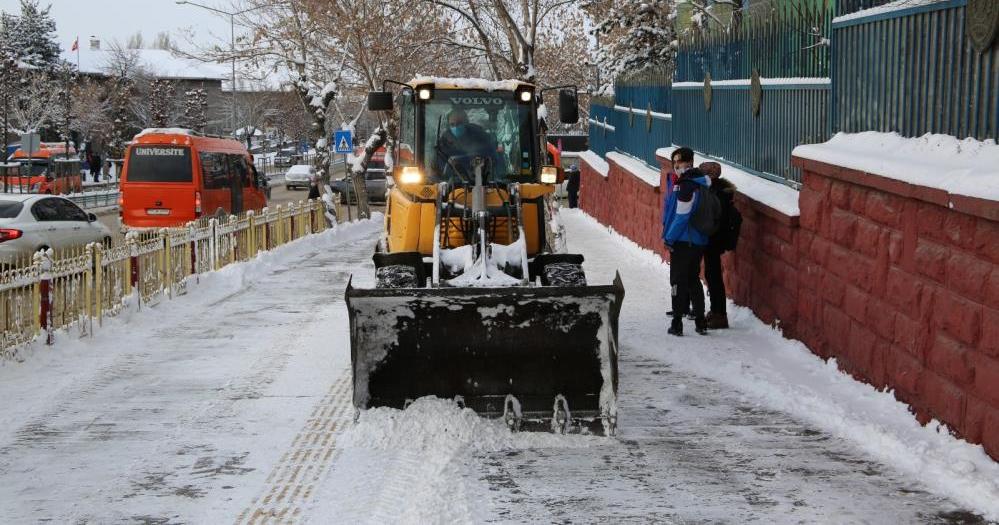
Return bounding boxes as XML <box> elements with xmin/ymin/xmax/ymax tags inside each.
<box><xmin>273</xmin><ymin>148</ymin><xmax>297</xmax><ymax>167</ymax></box>
<box><xmin>331</xmin><ymin>170</ymin><xmax>388</xmax><ymax>203</ymax></box>
<box><xmin>284</xmin><ymin>165</ymin><xmax>316</xmax><ymax>190</ymax></box>
<box><xmin>0</xmin><ymin>194</ymin><xmax>112</xmax><ymax>263</ymax></box>
<box><xmin>331</xmin><ymin>148</ymin><xmax>388</xmax><ymax>203</ymax></box>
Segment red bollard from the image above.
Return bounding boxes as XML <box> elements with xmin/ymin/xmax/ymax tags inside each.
<box><xmin>39</xmin><ymin>277</ymin><xmax>51</xmax><ymax>345</ymax></box>
<box><xmin>130</xmin><ymin>254</ymin><xmax>139</xmax><ymax>289</ymax></box>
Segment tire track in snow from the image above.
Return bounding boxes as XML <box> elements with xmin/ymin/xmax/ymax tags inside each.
<box><xmin>236</xmin><ymin>371</ymin><xmax>353</xmax><ymax>524</ymax></box>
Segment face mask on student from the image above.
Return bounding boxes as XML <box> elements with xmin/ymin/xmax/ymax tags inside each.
<box><xmin>675</xmin><ymin>166</ymin><xmax>688</xmax><ymax>175</ymax></box>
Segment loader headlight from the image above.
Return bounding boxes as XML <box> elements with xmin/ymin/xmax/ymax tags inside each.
<box><xmin>540</xmin><ymin>166</ymin><xmax>558</xmax><ymax>184</ymax></box>
<box><xmin>400</xmin><ymin>166</ymin><xmax>423</xmax><ymax>184</ymax></box>
<box><xmin>416</xmin><ymin>85</ymin><xmax>434</xmax><ymax>101</ymax></box>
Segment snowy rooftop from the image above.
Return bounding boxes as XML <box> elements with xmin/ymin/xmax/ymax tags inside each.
<box><xmin>792</xmin><ymin>132</ymin><xmax>999</xmax><ymax>202</ymax></box>
<box><xmin>62</xmin><ymin>48</ymin><xmax>226</xmax><ymax>81</ymax></box>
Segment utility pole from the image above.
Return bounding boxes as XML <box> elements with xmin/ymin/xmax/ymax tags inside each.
<box><xmin>175</xmin><ymin>1</ymin><xmax>265</xmax><ymax>136</ymax></box>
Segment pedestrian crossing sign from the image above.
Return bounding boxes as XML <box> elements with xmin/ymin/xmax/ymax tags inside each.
<box><xmin>334</xmin><ymin>130</ymin><xmax>353</xmax><ymax>154</ymax></box>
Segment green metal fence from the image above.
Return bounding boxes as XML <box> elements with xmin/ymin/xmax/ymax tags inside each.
<box><xmin>587</xmin><ymin>0</ymin><xmax>996</xmax><ymax>187</ymax></box>
<box><xmin>832</xmin><ymin>0</ymin><xmax>998</xmax><ymax>141</ymax></box>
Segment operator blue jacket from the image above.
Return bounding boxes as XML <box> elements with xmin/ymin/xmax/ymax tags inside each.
<box><xmin>661</xmin><ymin>169</ymin><xmax>711</xmax><ymax>246</ymax></box>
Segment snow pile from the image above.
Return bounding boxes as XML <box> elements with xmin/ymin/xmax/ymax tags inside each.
<box><xmin>319</xmin><ymin>398</ymin><xmax>602</xmax><ymax>523</ymax></box>
<box><xmin>833</xmin><ymin>0</ymin><xmax>948</xmax><ymax>24</ymax></box>
<box><xmin>654</xmin><ymin>147</ymin><xmax>801</xmax><ymax>216</ymax></box>
<box><xmin>606</xmin><ymin>152</ymin><xmax>661</xmax><ymax>187</ymax></box>
<box><xmin>446</xmin><ymin>251</ymin><xmax>522</xmax><ymax>287</ymax></box>
<box><xmin>673</xmin><ymin>77</ymin><xmax>830</xmax><ymax>88</ymax></box>
<box><xmin>133</xmin><ymin>127</ymin><xmax>197</xmax><ymax>138</ymax></box>
<box><xmin>578</xmin><ymin>150</ymin><xmax>609</xmax><ymax>176</ymax></box>
<box><xmin>343</xmin><ymin>397</ymin><xmax>602</xmax><ymax>452</ymax></box>
<box><xmin>441</xmin><ymin>240</ymin><xmax>526</xmax><ymax>287</ymax></box>
<box><xmin>410</xmin><ymin>76</ymin><xmax>525</xmax><ymax>92</ymax></box>
<box><xmin>561</xmin><ymin>209</ymin><xmax>999</xmax><ymax>520</ymax></box>
<box><xmin>793</xmin><ymin>132</ymin><xmax>999</xmax><ymax>202</ymax></box>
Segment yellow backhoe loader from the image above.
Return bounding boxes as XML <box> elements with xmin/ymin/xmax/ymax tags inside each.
<box><xmin>345</xmin><ymin>77</ymin><xmax>624</xmax><ymax>434</ymax></box>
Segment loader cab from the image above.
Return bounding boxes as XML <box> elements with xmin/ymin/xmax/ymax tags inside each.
<box><xmin>390</xmin><ymin>84</ymin><xmax>540</xmax><ymax>185</ymax></box>
<box><xmin>369</xmin><ymin>78</ymin><xmax>578</xmax><ymax>258</ymax></box>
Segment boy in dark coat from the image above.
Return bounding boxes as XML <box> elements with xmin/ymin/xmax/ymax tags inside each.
<box><xmin>662</xmin><ymin>147</ymin><xmax>711</xmax><ymax>336</ymax></box>
<box><xmin>699</xmin><ymin>161</ymin><xmax>737</xmax><ymax>329</ymax></box>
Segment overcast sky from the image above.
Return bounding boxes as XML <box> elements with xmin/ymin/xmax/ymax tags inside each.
<box><xmin>0</xmin><ymin>0</ymin><xmax>237</xmax><ymax>51</ymax></box>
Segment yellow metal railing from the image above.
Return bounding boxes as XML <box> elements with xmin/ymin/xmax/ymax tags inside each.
<box><xmin>0</xmin><ymin>199</ymin><xmax>330</xmax><ymax>356</ymax></box>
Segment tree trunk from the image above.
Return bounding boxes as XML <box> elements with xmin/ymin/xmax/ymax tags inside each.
<box><xmin>349</xmin><ymin>126</ymin><xmax>387</xmax><ymax>220</ymax></box>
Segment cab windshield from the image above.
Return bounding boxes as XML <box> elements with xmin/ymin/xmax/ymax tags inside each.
<box><xmin>422</xmin><ymin>90</ymin><xmax>534</xmax><ymax>183</ymax></box>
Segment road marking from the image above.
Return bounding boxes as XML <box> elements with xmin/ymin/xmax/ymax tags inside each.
<box><xmin>236</xmin><ymin>371</ymin><xmax>353</xmax><ymax>525</ymax></box>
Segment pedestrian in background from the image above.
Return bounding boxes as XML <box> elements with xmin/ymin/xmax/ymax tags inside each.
<box><xmin>91</xmin><ymin>152</ymin><xmax>102</xmax><ymax>182</ymax></box>
<box><xmin>662</xmin><ymin>147</ymin><xmax>711</xmax><ymax>336</ymax></box>
<box><xmin>698</xmin><ymin>161</ymin><xmax>740</xmax><ymax>329</ymax></box>
<box><xmin>565</xmin><ymin>164</ymin><xmax>580</xmax><ymax>208</ymax></box>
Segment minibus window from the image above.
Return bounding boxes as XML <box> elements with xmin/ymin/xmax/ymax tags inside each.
<box><xmin>200</xmin><ymin>152</ymin><xmax>229</xmax><ymax>189</ymax></box>
<box><xmin>126</xmin><ymin>146</ymin><xmax>192</xmax><ymax>182</ymax></box>
<box><xmin>228</xmin><ymin>155</ymin><xmax>252</xmax><ymax>186</ymax></box>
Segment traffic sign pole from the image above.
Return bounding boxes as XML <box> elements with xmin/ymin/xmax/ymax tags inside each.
<box><xmin>333</xmin><ymin>130</ymin><xmax>354</xmax><ymax>221</ymax></box>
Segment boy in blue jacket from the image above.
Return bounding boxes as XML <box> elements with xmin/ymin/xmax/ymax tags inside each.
<box><xmin>662</xmin><ymin>147</ymin><xmax>711</xmax><ymax>336</ymax></box>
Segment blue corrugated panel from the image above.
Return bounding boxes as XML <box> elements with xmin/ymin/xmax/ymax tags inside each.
<box><xmin>657</xmin><ymin>83</ymin><xmax>830</xmax><ymax>186</ymax></box>
<box><xmin>832</xmin><ymin>0</ymin><xmax>996</xmax><ymax>141</ymax></box>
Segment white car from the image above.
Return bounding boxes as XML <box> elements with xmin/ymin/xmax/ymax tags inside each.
<box><xmin>0</xmin><ymin>194</ymin><xmax>112</xmax><ymax>263</ymax></box>
<box><xmin>284</xmin><ymin>164</ymin><xmax>316</xmax><ymax>190</ymax></box>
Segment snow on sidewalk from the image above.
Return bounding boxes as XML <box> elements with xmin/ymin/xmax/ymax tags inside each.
<box><xmin>548</xmin><ymin>209</ymin><xmax>999</xmax><ymax>520</ymax></box>
<box><xmin>310</xmin><ymin>209</ymin><xmax>998</xmax><ymax>524</ymax></box>
<box><xmin>0</xmin><ymin>218</ymin><xmax>382</xmax><ymax>523</ymax></box>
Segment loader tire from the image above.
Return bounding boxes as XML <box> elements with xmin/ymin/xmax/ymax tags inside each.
<box><xmin>543</xmin><ymin>262</ymin><xmax>587</xmax><ymax>287</ymax></box>
<box><xmin>376</xmin><ymin>264</ymin><xmax>419</xmax><ymax>288</ymax></box>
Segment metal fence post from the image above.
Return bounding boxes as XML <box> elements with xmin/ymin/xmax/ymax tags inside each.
<box><xmin>262</xmin><ymin>207</ymin><xmax>271</xmax><ymax>251</ymax></box>
<box><xmin>84</xmin><ymin>243</ymin><xmax>94</xmax><ymax>337</ymax></box>
<box><xmin>229</xmin><ymin>215</ymin><xmax>237</xmax><ymax>264</ymax></box>
<box><xmin>161</xmin><ymin>229</ymin><xmax>171</xmax><ymax>299</ymax></box>
<box><xmin>126</xmin><ymin>231</ymin><xmax>139</xmax><ymax>307</ymax></box>
<box><xmin>208</xmin><ymin>218</ymin><xmax>218</xmax><ymax>271</ymax></box>
<box><xmin>247</xmin><ymin>210</ymin><xmax>257</xmax><ymax>259</ymax></box>
<box><xmin>94</xmin><ymin>243</ymin><xmax>104</xmax><ymax>327</ymax></box>
<box><xmin>188</xmin><ymin>222</ymin><xmax>197</xmax><ymax>276</ymax></box>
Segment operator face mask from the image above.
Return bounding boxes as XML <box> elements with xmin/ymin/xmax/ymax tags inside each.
<box><xmin>450</xmin><ymin>124</ymin><xmax>465</xmax><ymax>138</ymax></box>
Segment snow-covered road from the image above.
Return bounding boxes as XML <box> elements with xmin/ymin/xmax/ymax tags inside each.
<box><xmin>0</xmin><ymin>210</ymin><xmax>996</xmax><ymax>524</ymax></box>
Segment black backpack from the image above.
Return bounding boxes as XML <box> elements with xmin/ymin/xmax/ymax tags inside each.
<box><xmin>724</xmin><ymin>206</ymin><xmax>743</xmax><ymax>251</ymax></box>
<box><xmin>690</xmin><ymin>185</ymin><xmax>723</xmax><ymax>237</ymax></box>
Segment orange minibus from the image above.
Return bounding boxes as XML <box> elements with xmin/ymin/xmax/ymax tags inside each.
<box><xmin>4</xmin><ymin>143</ymin><xmax>83</xmax><ymax>194</ymax></box>
<box><xmin>120</xmin><ymin>129</ymin><xmax>268</xmax><ymax>228</ymax></box>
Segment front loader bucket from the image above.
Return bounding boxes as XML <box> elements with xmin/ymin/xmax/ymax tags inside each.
<box><xmin>345</xmin><ymin>274</ymin><xmax>624</xmax><ymax>433</ymax></box>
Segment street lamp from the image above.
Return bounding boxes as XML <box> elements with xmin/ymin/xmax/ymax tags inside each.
<box><xmin>175</xmin><ymin>1</ymin><xmax>264</xmax><ymax>136</ymax></box>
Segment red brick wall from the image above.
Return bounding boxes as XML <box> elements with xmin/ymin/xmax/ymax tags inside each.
<box><xmin>577</xmin><ymin>151</ymin><xmax>999</xmax><ymax>461</ymax></box>
<box><xmin>794</xmin><ymin>157</ymin><xmax>999</xmax><ymax>460</ymax></box>
<box><xmin>578</xmin><ymin>155</ymin><xmax>670</xmax><ymax>260</ymax></box>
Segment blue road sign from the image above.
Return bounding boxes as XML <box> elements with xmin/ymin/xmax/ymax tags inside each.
<box><xmin>334</xmin><ymin>130</ymin><xmax>353</xmax><ymax>154</ymax></box>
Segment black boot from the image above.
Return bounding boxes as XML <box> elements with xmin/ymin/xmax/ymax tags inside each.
<box><xmin>694</xmin><ymin>316</ymin><xmax>708</xmax><ymax>335</ymax></box>
<box><xmin>667</xmin><ymin>317</ymin><xmax>683</xmax><ymax>337</ymax></box>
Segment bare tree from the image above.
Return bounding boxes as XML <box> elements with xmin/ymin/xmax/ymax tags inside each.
<box><xmin>428</xmin><ymin>0</ymin><xmax>578</xmax><ymax>81</ymax></box>
<box><xmin>182</xmin><ymin>88</ymin><xmax>209</xmax><ymax>133</ymax></box>
<box><xmin>10</xmin><ymin>72</ymin><xmax>59</xmax><ymax>135</ymax></box>
<box><xmin>68</xmin><ymin>78</ymin><xmax>111</xmax><ymax>148</ymax></box>
<box><xmin>233</xmin><ymin>89</ymin><xmax>276</xmax><ymax>148</ymax></box>
<box><xmin>148</xmin><ymin>79</ymin><xmax>177</xmax><ymax>128</ymax></box>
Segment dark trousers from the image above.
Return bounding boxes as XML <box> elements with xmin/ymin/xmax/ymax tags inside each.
<box><xmin>567</xmin><ymin>186</ymin><xmax>579</xmax><ymax>208</ymax></box>
<box><xmin>704</xmin><ymin>248</ymin><xmax>726</xmax><ymax>315</ymax></box>
<box><xmin>670</xmin><ymin>242</ymin><xmax>705</xmax><ymax>320</ymax></box>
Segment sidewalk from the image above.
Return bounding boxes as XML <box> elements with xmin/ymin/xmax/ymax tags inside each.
<box><xmin>0</xmin><ymin>220</ymin><xmax>380</xmax><ymax>523</ymax></box>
